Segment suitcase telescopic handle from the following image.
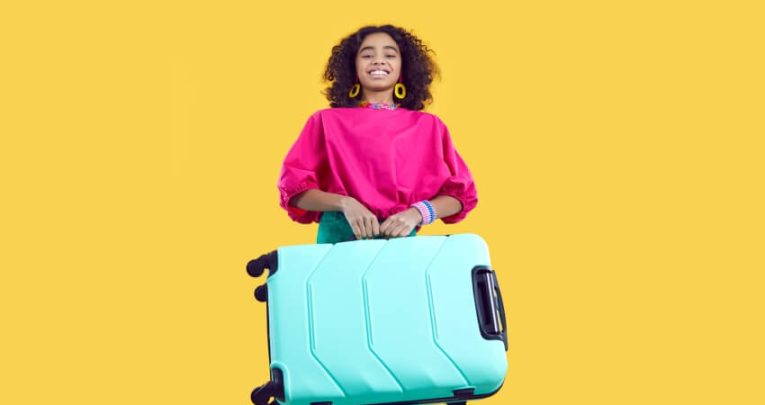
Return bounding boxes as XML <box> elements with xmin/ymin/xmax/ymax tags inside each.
<box><xmin>472</xmin><ymin>266</ymin><xmax>508</xmax><ymax>350</ymax></box>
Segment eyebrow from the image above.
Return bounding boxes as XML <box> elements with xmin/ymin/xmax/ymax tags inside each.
<box><xmin>358</xmin><ymin>45</ymin><xmax>399</xmax><ymax>54</ymax></box>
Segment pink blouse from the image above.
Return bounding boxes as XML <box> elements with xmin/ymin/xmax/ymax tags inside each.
<box><xmin>277</xmin><ymin>107</ymin><xmax>478</xmax><ymax>225</ymax></box>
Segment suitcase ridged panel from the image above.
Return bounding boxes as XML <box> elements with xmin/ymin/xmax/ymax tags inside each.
<box><xmin>309</xmin><ymin>240</ymin><xmax>405</xmax><ymax>403</ymax></box>
<box><xmin>427</xmin><ymin>234</ymin><xmax>506</xmax><ymax>394</ymax></box>
<box><xmin>363</xmin><ymin>236</ymin><xmax>470</xmax><ymax>402</ymax></box>
<box><xmin>268</xmin><ymin>244</ymin><xmax>344</xmax><ymax>404</ymax></box>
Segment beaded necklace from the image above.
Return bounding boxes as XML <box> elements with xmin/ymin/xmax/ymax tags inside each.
<box><xmin>358</xmin><ymin>101</ymin><xmax>400</xmax><ymax>110</ymax></box>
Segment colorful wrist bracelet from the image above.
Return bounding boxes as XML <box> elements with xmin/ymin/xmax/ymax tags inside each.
<box><xmin>411</xmin><ymin>201</ymin><xmax>436</xmax><ymax>225</ymax></box>
<box><xmin>423</xmin><ymin>200</ymin><xmax>436</xmax><ymax>224</ymax></box>
<box><xmin>412</xmin><ymin>202</ymin><xmax>429</xmax><ymax>225</ymax></box>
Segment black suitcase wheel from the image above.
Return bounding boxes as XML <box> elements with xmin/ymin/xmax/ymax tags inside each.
<box><xmin>251</xmin><ymin>381</ymin><xmax>275</xmax><ymax>405</ymax></box>
<box><xmin>247</xmin><ymin>250</ymin><xmax>278</xmax><ymax>278</ymax></box>
<box><xmin>254</xmin><ymin>284</ymin><xmax>268</xmax><ymax>302</ymax></box>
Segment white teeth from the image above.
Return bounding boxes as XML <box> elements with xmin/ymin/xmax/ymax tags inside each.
<box><xmin>370</xmin><ymin>70</ymin><xmax>388</xmax><ymax>76</ymax></box>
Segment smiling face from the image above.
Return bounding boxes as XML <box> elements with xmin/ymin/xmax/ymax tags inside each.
<box><xmin>355</xmin><ymin>32</ymin><xmax>402</xmax><ymax>96</ymax></box>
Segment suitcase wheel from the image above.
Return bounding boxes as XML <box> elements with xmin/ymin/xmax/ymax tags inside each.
<box><xmin>247</xmin><ymin>250</ymin><xmax>278</xmax><ymax>278</ymax></box>
<box><xmin>254</xmin><ymin>284</ymin><xmax>268</xmax><ymax>302</ymax></box>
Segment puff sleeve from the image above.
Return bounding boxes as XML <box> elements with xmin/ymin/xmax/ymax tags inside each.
<box><xmin>435</xmin><ymin>119</ymin><xmax>478</xmax><ymax>224</ymax></box>
<box><xmin>277</xmin><ymin>112</ymin><xmax>326</xmax><ymax>224</ymax></box>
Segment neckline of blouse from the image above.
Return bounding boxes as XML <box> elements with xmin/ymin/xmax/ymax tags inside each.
<box><xmin>357</xmin><ymin>101</ymin><xmax>400</xmax><ymax>111</ymax></box>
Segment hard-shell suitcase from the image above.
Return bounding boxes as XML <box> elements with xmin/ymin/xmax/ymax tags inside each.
<box><xmin>246</xmin><ymin>233</ymin><xmax>508</xmax><ymax>405</ymax></box>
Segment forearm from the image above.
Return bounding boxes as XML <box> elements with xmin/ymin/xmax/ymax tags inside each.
<box><xmin>291</xmin><ymin>188</ymin><xmax>350</xmax><ymax>212</ymax></box>
<box><xmin>428</xmin><ymin>195</ymin><xmax>463</xmax><ymax>220</ymax></box>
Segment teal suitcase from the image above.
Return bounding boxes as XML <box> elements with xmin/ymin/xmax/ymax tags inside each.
<box><xmin>246</xmin><ymin>234</ymin><xmax>507</xmax><ymax>405</ymax></box>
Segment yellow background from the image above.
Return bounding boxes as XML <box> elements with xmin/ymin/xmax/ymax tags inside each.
<box><xmin>1</xmin><ymin>1</ymin><xmax>763</xmax><ymax>404</ymax></box>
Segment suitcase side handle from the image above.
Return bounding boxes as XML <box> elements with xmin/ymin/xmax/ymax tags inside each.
<box><xmin>472</xmin><ymin>266</ymin><xmax>508</xmax><ymax>351</ymax></box>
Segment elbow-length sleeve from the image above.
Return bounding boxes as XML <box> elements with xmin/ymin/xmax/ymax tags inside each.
<box><xmin>277</xmin><ymin>112</ymin><xmax>326</xmax><ymax>224</ymax></box>
<box><xmin>435</xmin><ymin>119</ymin><xmax>478</xmax><ymax>224</ymax></box>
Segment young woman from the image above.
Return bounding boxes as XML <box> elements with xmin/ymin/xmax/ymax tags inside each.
<box><xmin>278</xmin><ymin>24</ymin><xmax>478</xmax><ymax>244</ymax></box>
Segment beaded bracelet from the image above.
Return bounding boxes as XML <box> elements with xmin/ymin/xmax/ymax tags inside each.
<box><xmin>412</xmin><ymin>202</ymin><xmax>430</xmax><ymax>225</ymax></box>
<box><xmin>423</xmin><ymin>200</ymin><xmax>436</xmax><ymax>224</ymax></box>
<box><xmin>411</xmin><ymin>200</ymin><xmax>437</xmax><ymax>225</ymax></box>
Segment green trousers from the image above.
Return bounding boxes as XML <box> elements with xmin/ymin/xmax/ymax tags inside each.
<box><xmin>316</xmin><ymin>211</ymin><xmax>417</xmax><ymax>244</ymax></box>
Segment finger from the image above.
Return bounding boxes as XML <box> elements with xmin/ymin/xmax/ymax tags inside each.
<box><xmin>362</xmin><ymin>217</ymin><xmax>373</xmax><ymax>239</ymax></box>
<box><xmin>379</xmin><ymin>218</ymin><xmax>390</xmax><ymax>236</ymax></box>
<box><xmin>343</xmin><ymin>213</ymin><xmax>360</xmax><ymax>239</ymax></box>
<box><xmin>371</xmin><ymin>217</ymin><xmax>381</xmax><ymax>236</ymax></box>
<box><xmin>397</xmin><ymin>225</ymin><xmax>413</xmax><ymax>238</ymax></box>
<box><xmin>357</xmin><ymin>218</ymin><xmax>368</xmax><ymax>239</ymax></box>
<box><xmin>389</xmin><ymin>222</ymin><xmax>406</xmax><ymax>238</ymax></box>
<box><xmin>350</xmin><ymin>220</ymin><xmax>363</xmax><ymax>240</ymax></box>
<box><xmin>383</xmin><ymin>217</ymin><xmax>400</xmax><ymax>237</ymax></box>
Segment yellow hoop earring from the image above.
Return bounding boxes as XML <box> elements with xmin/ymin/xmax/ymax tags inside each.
<box><xmin>394</xmin><ymin>82</ymin><xmax>406</xmax><ymax>99</ymax></box>
<box><xmin>348</xmin><ymin>83</ymin><xmax>360</xmax><ymax>98</ymax></box>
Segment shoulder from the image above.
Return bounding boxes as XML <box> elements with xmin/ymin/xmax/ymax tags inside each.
<box><xmin>298</xmin><ymin>107</ymin><xmax>352</xmax><ymax>128</ymax></box>
<box><xmin>406</xmin><ymin>109</ymin><xmax>447</xmax><ymax>127</ymax></box>
<box><xmin>311</xmin><ymin>107</ymin><xmax>355</xmax><ymax>119</ymax></box>
<box><xmin>410</xmin><ymin>111</ymin><xmax>451</xmax><ymax>140</ymax></box>
<box><xmin>411</xmin><ymin>109</ymin><xmax>439</xmax><ymax>119</ymax></box>
<box><xmin>300</xmin><ymin>107</ymin><xmax>342</xmax><ymax>122</ymax></box>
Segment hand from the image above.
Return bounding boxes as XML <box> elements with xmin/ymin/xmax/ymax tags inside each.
<box><xmin>340</xmin><ymin>197</ymin><xmax>380</xmax><ymax>239</ymax></box>
<box><xmin>380</xmin><ymin>208</ymin><xmax>422</xmax><ymax>238</ymax></box>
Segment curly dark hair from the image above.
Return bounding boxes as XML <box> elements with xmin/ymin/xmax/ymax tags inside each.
<box><xmin>322</xmin><ymin>25</ymin><xmax>441</xmax><ymax>111</ymax></box>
